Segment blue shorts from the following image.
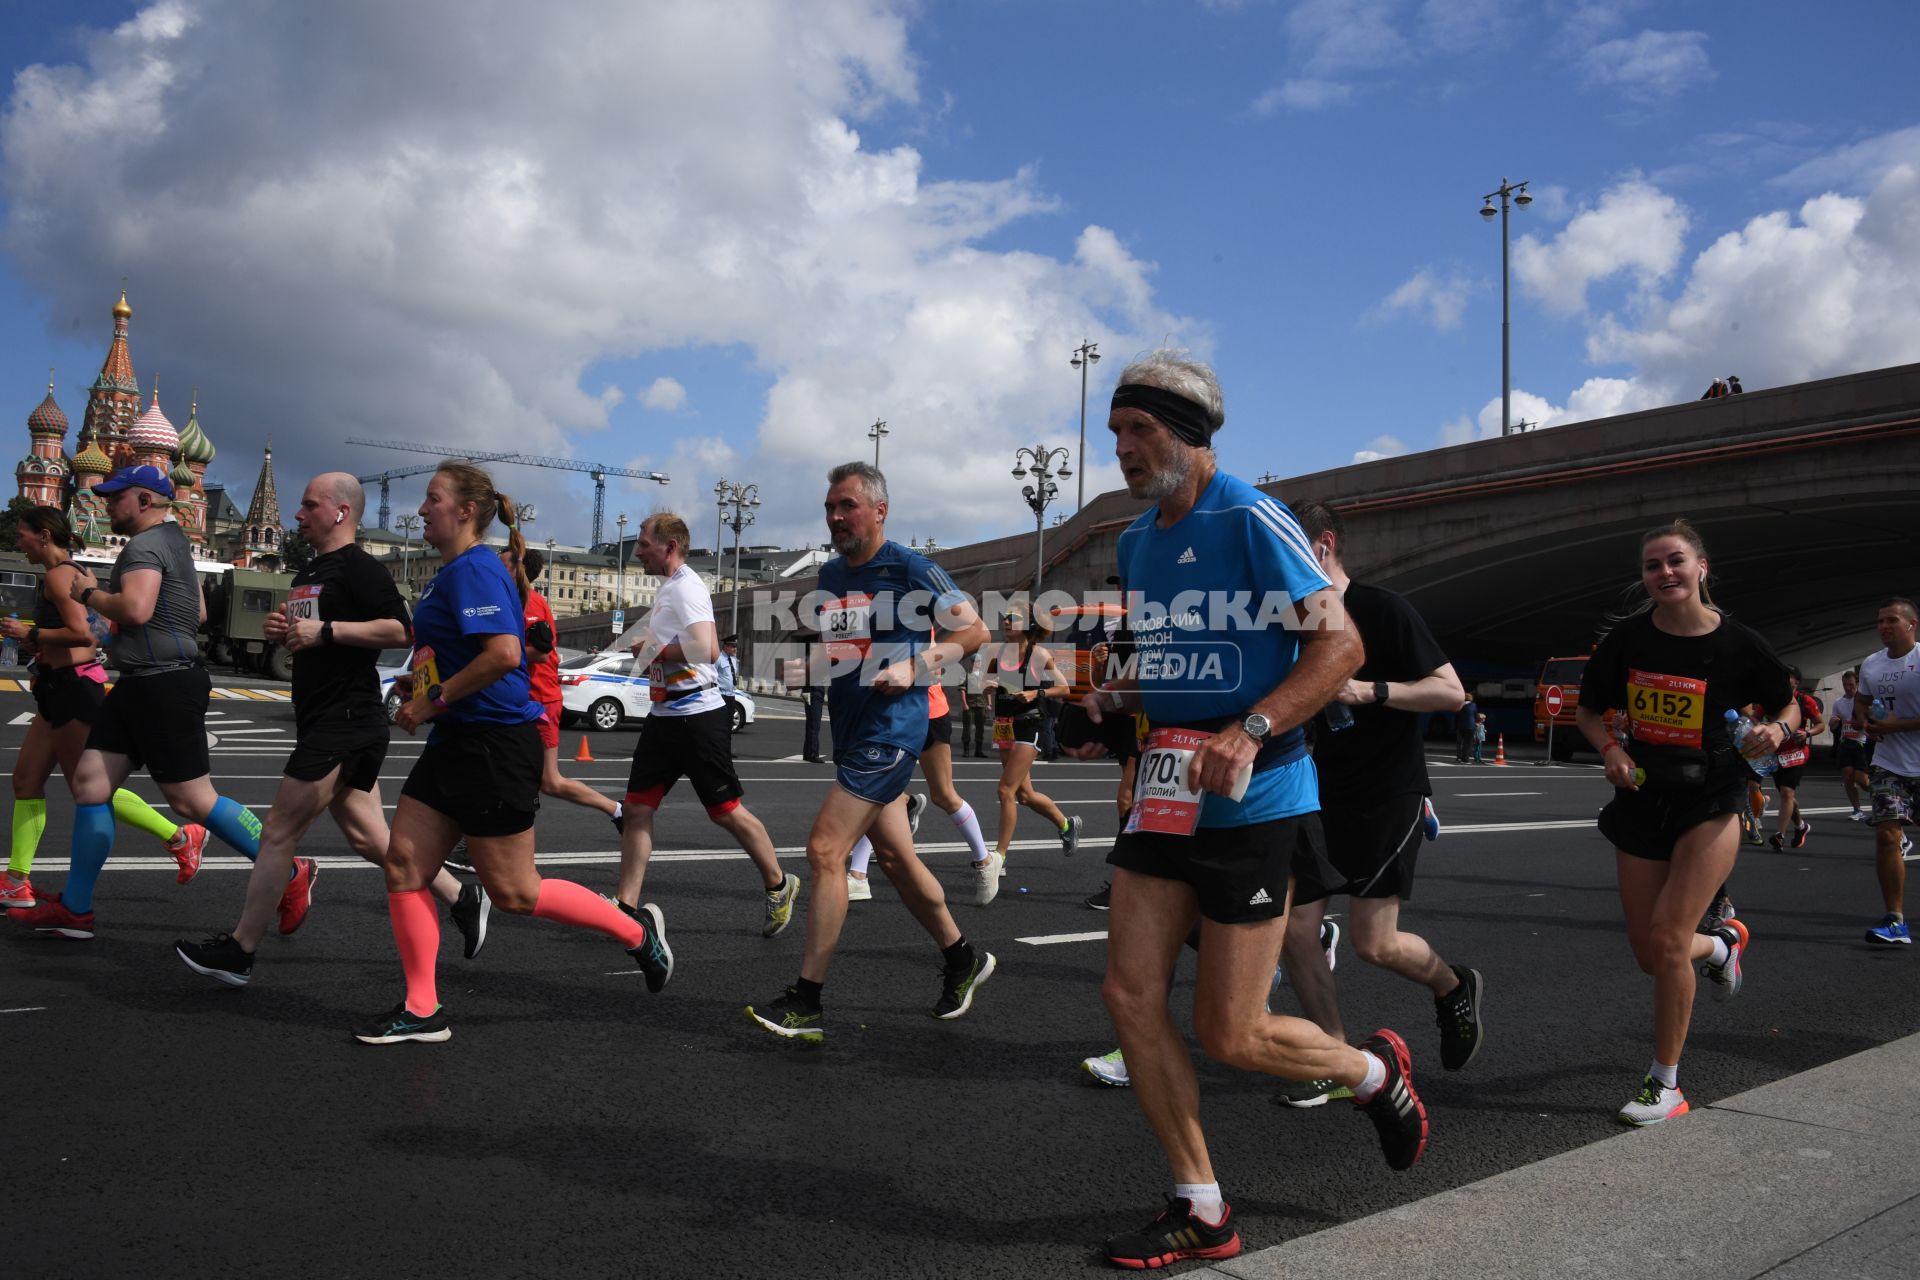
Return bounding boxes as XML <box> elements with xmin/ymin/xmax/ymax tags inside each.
<box><xmin>836</xmin><ymin>744</ymin><xmax>918</xmax><ymax>806</ymax></box>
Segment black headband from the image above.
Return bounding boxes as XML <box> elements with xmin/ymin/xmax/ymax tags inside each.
<box><xmin>1110</xmin><ymin>383</ymin><xmax>1215</xmax><ymax>446</ymax></box>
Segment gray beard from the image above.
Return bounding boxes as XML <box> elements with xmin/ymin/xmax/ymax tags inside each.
<box><xmin>1138</xmin><ymin>447</ymin><xmax>1193</xmax><ymax>501</ymax></box>
<box><xmin>830</xmin><ymin>528</ymin><xmax>863</xmax><ymax>554</ymax></box>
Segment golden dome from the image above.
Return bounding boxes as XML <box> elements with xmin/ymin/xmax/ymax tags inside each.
<box><xmin>112</xmin><ymin>290</ymin><xmax>132</xmax><ymax>320</ymax></box>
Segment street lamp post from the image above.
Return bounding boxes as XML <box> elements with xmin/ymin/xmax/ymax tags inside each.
<box><xmin>1069</xmin><ymin>339</ymin><xmax>1100</xmax><ymax>510</ymax></box>
<box><xmin>1480</xmin><ymin>176</ymin><xmax>1533</xmax><ymax>437</ymax></box>
<box><xmin>1012</xmin><ymin>444</ymin><xmax>1072</xmax><ymax>593</ymax></box>
<box><xmin>716</xmin><ymin>481</ymin><xmax>761</xmax><ymax>638</ymax></box>
<box><xmin>867</xmin><ymin>418</ymin><xmax>889</xmax><ymax>468</ymax></box>
<box><xmin>615</xmin><ymin>512</ymin><xmax>628</xmax><ymax>614</ymax></box>
<box><xmin>395</xmin><ymin>514</ymin><xmax>421</xmax><ymax>592</ymax></box>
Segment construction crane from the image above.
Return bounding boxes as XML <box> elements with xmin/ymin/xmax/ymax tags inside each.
<box><xmin>356</xmin><ymin>454</ymin><xmax>518</xmax><ymax>531</ymax></box>
<box><xmin>346</xmin><ymin>438</ymin><xmax>670</xmax><ymax>546</ymax></box>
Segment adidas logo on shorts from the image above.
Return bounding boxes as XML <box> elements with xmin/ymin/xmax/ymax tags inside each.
<box><xmin>1248</xmin><ymin>886</ymin><xmax>1272</xmax><ymax>906</ymax></box>
<box><xmin>1177</xmin><ymin>547</ymin><xmax>1198</xmax><ymax>565</ymax></box>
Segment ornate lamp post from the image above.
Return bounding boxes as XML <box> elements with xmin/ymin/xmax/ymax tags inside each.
<box><xmin>615</xmin><ymin>512</ymin><xmax>628</xmax><ymax>612</ymax></box>
<box><xmin>1069</xmin><ymin>339</ymin><xmax>1100</xmax><ymax>510</ymax></box>
<box><xmin>1012</xmin><ymin>444</ymin><xmax>1072</xmax><ymax>592</ymax></box>
<box><xmin>867</xmin><ymin>418</ymin><xmax>889</xmax><ymax>467</ymax></box>
<box><xmin>1480</xmin><ymin>177</ymin><xmax>1533</xmax><ymax>437</ymax></box>
<box><xmin>395</xmin><ymin>514</ymin><xmax>421</xmax><ymax>591</ymax></box>
<box><xmin>716</xmin><ymin>481</ymin><xmax>761</xmax><ymax>638</ymax></box>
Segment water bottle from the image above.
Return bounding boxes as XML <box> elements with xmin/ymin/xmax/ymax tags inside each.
<box><xmin>1324</xmin><ymin>701</ymin><xmax>1354</xmax><ymax>732</ymax></box>
<box><xmin>1727</xmin><ymin>708</ymin><xmax>1778</xmax><ymax>776</ymax></box>
<box><xmin>1870</xmin><ymin>697</ymin><xmax>1888</xmax><ymax>722</ymax></box>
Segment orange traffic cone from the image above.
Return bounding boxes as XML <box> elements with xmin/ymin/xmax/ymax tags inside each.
<box><xmin>575</xmin><ymin>735</ymin><xmax>595</xmax><ymax>763</ymax></box>
<box><xmin>1493</xmin><ymin>733</ymin><xmax>1507</xmax><ymax>766</ymax></box>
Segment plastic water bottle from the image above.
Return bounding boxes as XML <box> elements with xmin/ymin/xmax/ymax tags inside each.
<box><xmin>1727</xmin><ymin>708</ymin><xmax>1778</xmax><ymax>776</ymax></box>
<box><xmin>1324</xmin><ymin>701</ymin><xmax>1354</xmax><ymax>732</ymax></box>
<box><xmin>1870</xmin><ymin>697</ymin><xmax>1888</xmax><ymax>722</ymax></box>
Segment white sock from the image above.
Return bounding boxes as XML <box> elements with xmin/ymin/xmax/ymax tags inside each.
<box><xmin>1352</xmin><ymin>1051</ymin><xmax>1388</xmax><ymax>1103</ymax></box>
<box><xmin>1173</xmin><ymin>1182</ymin><xmax>1225</xmax><ymax>1223</ymax></box>
<box><xmin>1649</xmin><ymin>1059</ymin><xmax>1679</xmax><ymax>1089</ymax></box>
<box><xmin>848</xmin><ymin>836</ymin><xmax>873</xmax><ymax>878</ymax></box>
<box><xmin>1706</xmin><ymin>935</ymin><xmax>1730</xmax><ymax>966</ymax></box>
<box><xmin>613</xmin><ymin>801</ymin><xmax>623</xmax><ymax>822</ymax></box>
<box><xmin>951</xmin><ymin>801</ymin><xmax>990</xmax><ymax>864</ymax></box>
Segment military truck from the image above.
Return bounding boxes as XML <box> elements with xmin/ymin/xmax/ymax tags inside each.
<box><xmin>203</xmin><ymin>566</ymin><xmax>295</xmax><ymax>680</ymax></box>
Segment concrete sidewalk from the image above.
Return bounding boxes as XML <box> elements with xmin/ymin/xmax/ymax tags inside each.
<box><xmin>1197</xmin><ymin>1032</ymin><xmax>1920</xmax><ymax>1280</ymax></box>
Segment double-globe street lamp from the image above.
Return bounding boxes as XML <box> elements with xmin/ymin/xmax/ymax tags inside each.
<box><xmin>1069</xmin><ymin>339</ymin><xmax>1100</xmax><ymax>511</ymax></box>
<box><xmin>1012</xmin><ymin>444</ymin><xmax>1072</xmax><ymax>594</ymax></box>
<box><xmin>716</xmin><ymin>480</ymin><xmax>761</xmax><ymax>638</ymax></box>
<box><xmin>867</xmin><ymin>418</ymin><xmax>889</xmax><ymax>468</ymax></box>
<box><xmin>1480</xmin><ymin>176</ymin><xmax>1532</xmax><ymax>437</ymax></box>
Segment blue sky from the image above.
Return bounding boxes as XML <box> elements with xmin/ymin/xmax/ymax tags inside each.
<box><xmin>3</xmin><ymin>0</ymin><xmax>1917</xmax><ymax>551</ymax></box>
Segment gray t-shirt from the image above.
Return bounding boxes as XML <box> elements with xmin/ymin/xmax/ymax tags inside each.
<box><xmin>110</xmin><ymin>520</ymin><xmax>203</xmax><ymax>676</ymax></box>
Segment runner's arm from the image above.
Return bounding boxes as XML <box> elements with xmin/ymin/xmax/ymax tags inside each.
<box><xmin>1337</xmin><ymin>661</ymin><xmax>1466</xmax><ymax>712</ymax></box>
<box><xmin>78</xmin><ymin>565</ymin><xmax>160</xmax><ymax>625</ymax></box>
<box><xmin>325</xmin><ymin>617</ymin><xmax>410</xmax><ymax>649</ymax></box>
<box><xmin>424</xmin><ymin>631</ymin><xmax>522</xmax><ymax>712</ymax></box>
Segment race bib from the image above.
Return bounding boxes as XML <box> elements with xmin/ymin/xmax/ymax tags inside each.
<box><xmin>286</xmin><ymin>583</ymin><xmax>322</xmax><ymax>624</ymax></box>
<box><xmin>993</xmin><ymin>716</ymin><xmax>1014</xmax><ymax>750</ymax></box>
<box><xmin>649</xmin><ymin>659</ymin><xmax>668</xmax><ymax>704</ymax></box>
<box><xmin>1777</xmin><ymin>742</ymin><xmax>1810</xmax><ymax>768</ymax></box>
<box><xmin>1626</xmin><ymin>669</ymin><xmax>1706</xmax><ymax>748</ymax></box>
<box><xmin>1124</xmin><ymin>727</ymin><xmax>1251</xmax><ymax>837</ymax></box>
<box><xmin>411</xmin><ymin>645</ymin><xmax>440</xmax><ymax>694</ymax></box>
<box><xmin>822</xmin><ymin>594</ymin><xmax>873</xmax><ymax>662</ymax></box>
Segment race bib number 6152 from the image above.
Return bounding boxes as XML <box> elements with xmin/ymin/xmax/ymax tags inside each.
<box><xmin>1626</xmin><ymin>669</ymin><xmax>1706</xmax><ymax>748</ymax></box>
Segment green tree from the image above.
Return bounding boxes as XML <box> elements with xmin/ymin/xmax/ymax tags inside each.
<box><xmin>280</xmin><ymin>528</ymin><xmax>315</xmax><ymax>573</ymax></box>
<box><xmin>0</xmin><ymin>496</ymin><xmax>41</xmax><ymax>551</ymax></box>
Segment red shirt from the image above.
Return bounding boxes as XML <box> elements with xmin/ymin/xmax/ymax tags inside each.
<box><xmin>525</xmin><ymin>589</ymin><xmax>560</xmax><ymax>703</ymax></box>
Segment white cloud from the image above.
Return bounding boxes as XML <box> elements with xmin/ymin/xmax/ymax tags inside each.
<box><xmin>0</xmin><ymin>1</ymin><xmax>1191</xmax><ymax>549</ymax></box>
<box><xmin>1368</xmin><ymin>266</ymin><xmax>1471</xmax><ymax>331</ymax></box>
<box><xmin>1286</xmin><ymin>0</ymin><xmax>1414</xmax><ymax>75</ymax></box>
<box><xmin>1774</xmin><ymin>124</ymin><xmax>1920</xmax><ymax>194</ymax></box>
<box><xmin>1581</xmin><ymin>30</ymin><xmax>1713</xmax><ymax>101</ymax></box>
<box><xmin>1251</xmin><ymin>78</ymin><xmax>1354</xmax><ymax>113</ymax></box>
<box><xmin>1512</xmin><ymin>178</ymin><xmax>1688</xmax><ymax>315</ymax></box>
<box><xmin>639</xmin><ymin>377</ymin><xmax>687</xmax><ymax>412</ymax></box>
<box><xmin>1352</xmin><ymin>434</ymin><xmax>1407</xmax><ymax>463</ymax></box>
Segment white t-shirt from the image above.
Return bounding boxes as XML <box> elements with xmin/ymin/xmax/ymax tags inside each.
<box><xmin>1830</xmin><ymin>693</ymin><xmax>1865</xmax><ymax>743</ymax></box>
<box><xmin>1859</xmin><ymin>646</ymin><xmax>1920</xmax><ymax>777</ymax></box>
<box><xmin>644</xmin><ymin>564</ymin><xmax>724</xmax><ymax>718</ymax></box>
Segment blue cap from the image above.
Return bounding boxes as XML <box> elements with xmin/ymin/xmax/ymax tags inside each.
<box><xmin>93</xmin><ymin>464</ymin><xmax>175</xmax><ymax>499</ymax></box>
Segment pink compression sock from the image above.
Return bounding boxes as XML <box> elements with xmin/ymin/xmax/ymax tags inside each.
<box><xmin>387</xmin><ymin>889</ymin><xmax>441</xmax><ymax>1016</ymax></box>
<box><xmin>532</xmin><ymin>878</ymin><xmax>646</xmax><ymax>947</ymax></box>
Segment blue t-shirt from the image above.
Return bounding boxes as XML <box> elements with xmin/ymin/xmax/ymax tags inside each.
<box><xmin>412</xmin><ymin>545</ymin><xmax>540</xmax><ymax>738</ymax></box>
<box><xmin>817</xmin><ymin>540</ymin><xmax>967</xmax><ymax>758</ymax></box>
<box><xmin>1116</xmin><ymin>471</ymin><xmax>1333</xmax><ymax>827</ymax></box>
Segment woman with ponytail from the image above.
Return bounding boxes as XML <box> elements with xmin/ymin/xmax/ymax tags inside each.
<box><xmin>358</xmin><ymin>463</ymin><xmax>672</xmax><ymax>1044</ymax></box>
<box><xmin>0</xmin><ymin>507</ymin><xmax>205</xmax><ymax>912</ymax></box>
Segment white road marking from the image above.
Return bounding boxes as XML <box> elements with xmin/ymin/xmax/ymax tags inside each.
<box><xmin>1456</xmin><ymin>791</ymin><xmax>1545</xmax><ymax>797</ymax></box>
<box><xmin>1016</xmin><ymin>931</ymin><xmax>1109</xmax><ymax>946</ymax></box>
<box><xmin>9</xmin><ymin>712</ymin><xmax>33</xmax><ymax>725</ymax></box>
<box><xmin>1</xmin><ymin>1007</ymin><xmax>48</xmax><ymax>1014</ymax></box>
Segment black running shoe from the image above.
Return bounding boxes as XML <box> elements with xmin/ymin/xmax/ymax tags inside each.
<box><xmin>450</xmin><ymin>882</ymin><xmax>491</xmax><ymax>960</ymax></box>
<box><xmin>1101</xmin><ymin>1197</ymin><xmax>1240</xmax><ymax>1269</ymax></box>
<box><xmin>175</xmin><ymin>932</ymin><xmax>254</xmax><ymax>987</ymax></box>
<box><xmin>905</xmin><ymin>791</ymin><xmax>927</xmax><ymax>836</ymax></box>
<box><xmin>1356</xmin><ymin>1028</ymin><xmax>1429</xmax><ymax>1170</ymax></box>
<box><xmin>1434</xmin><ymin>964</ymin><xmax>1484</xmax><ymax>1070</ymax></box>
<box><xmin>745</xmin><ymin>987</ymin><xmax>825</xmax><ymax>1042</ymax></box>
<box><xmin>932</xmin><ymin>949</ymin><xmax>997</xmax><ymax>1020</ymax></box>
<box><xmin>352</xmin><ymin>1002</ymin><xmax>451</xmax><ymax>1045</ymax></box>
<box><xmin>445</xmin><ymin>839</ymin><xmax>474</xmax><ymax>875</ymax></box>
<box><xmin>627</xmin><ymin>902</ymin><xmax>673</xmax><ymax>993</ymax></box>
<box><xmin>611</xmin><ymin>804</ymin><xmax>625</xmax><ymax>836</ymax></box>
<box><xmin>1085</xmin><ymin>881</ymin><xmax>1112</xmax><ymax>911</ymax></box>
<box><xmin>1791</xmin><ymin>818</ymin><xmax>1810</xmax><ymax>849</ymax></box>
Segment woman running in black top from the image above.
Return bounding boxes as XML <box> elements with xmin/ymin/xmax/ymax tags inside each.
<box><xmin>987</xmin><ymin>609</ymin><xmax>1078</xmax><ymax>864</ymax></box>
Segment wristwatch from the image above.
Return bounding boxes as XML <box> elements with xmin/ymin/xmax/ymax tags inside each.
<box><xmin>1242</xmin><ymin>712</ymin><xmax>1272</xmax><ymax>743</ymax></box>
<box><xmin>80</xmin><ymin>586</ymin><xmax>97</xmax><ymax>605</ymax></box>
<box><xmin>1374</xmin><ymin>681</ymin><xmax>1391</xmax><ymax>706</ymax></box>
<box><xmin>320</xmin><ymin>620</ymin><xmax>335</xmax><ymax>645</ymax></box>
<box><xmin>426</xmin><ymin>683</ymin><xmax>448</xmax><ymax>711</ymax></box>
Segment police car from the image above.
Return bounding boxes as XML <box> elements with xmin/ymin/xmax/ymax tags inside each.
<box><xmin>558</xmin><ymin>651</ymin><xmax>756</xmax><ymax>733</ymax></box>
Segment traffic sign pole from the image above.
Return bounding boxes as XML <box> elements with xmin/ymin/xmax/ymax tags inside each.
<box><xmin>1542</xmin><ymin>684</ymin><xmax>1564</xmax><ymax>766</ymax></box>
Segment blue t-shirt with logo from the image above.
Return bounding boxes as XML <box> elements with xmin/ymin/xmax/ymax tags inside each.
<box><xmin>817</xmin><ymin>540</ymin><xmax>967</xmax><ymax>759</ymax></box>
<box><xmin>412</xmin><ymin>544</ymin><xmax>540</xmax><ymax>738</ymax></box>
<box><xmin>1116</xmin><ymin>471</ymin><xmax>1333</xmax><ymax>827</ymax></box>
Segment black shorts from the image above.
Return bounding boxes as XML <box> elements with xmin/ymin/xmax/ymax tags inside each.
<box><xmin>86</xmin><ymin>666</ymin><xmax>212</xmax><ymax>784</ymax></box>
<box><xmin>1108</xmin><ymin>813</ymin><xmax>1337</xmax><ymax>924</ymax></box>
<box><xmin>32</xmin><ymin>663</ymin><xmax>107</xmax><ymax>728</ymax></box>
<box><xmin>285</xmin><ymin>727</ymin><xmax>389</xmax><ymax>792</ymax></box>
<box><xmin>1598</xmin><ymin>781</ymin><xmax>1747</xmax><ymax>862</ymax></box>
<box><xmin>1295</xmin><ymin>793</ymin><xmax>1425</xmax><ymax>905</ymax></box>
<box><xmin>995</xmin><ymin>713</ymin><xmax>1045</xmax><ymax>751</ymax></box>
<box><xmin>1772</xmin><ymin>763</ymin><xmax>1806</xmax><ymax>790</ymax></box>
<box><xmin>923</xmin><ymin>713</ymin><xmax>952</xmax><ymax>752</ymax></box>
<box><xmin>627</xmin><ymin>706</ymin><xmax>742</xmax><ymax>810</ymax></box>
<box><xmin>1838</xmin><ymin>740</ymin><xmax>1871</xmax><ymax>771</ymax></box>
<box><xmin>401</xmin><ymin>721</ymin><xmax>542</xmax><ymax>837</ymax></box>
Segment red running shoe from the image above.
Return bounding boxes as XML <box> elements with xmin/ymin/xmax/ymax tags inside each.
<box><xmin>168</xmin><ymin>823</ymin><xmax>207</xmax><ymax>885</ymax></box>
<box><xmin>9</xmin><ymin>893</ymin><xmax>95</xmax><ymax>939</ymax></box>
<box><xmin>0</xmin><ymin>877</ymin><xmax>37</xmax><ymax>910</ymax></box>
<box><xmin>277</xmin><ymin>857</ymin><xmax>319</xmax><ymax>935</ymax></box>
<box><xmin>1356</xmin><ymin>1028</ymin><xmax>1430</xmax><ymax>1170</ymax></box>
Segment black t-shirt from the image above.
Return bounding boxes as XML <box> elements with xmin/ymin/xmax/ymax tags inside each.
<box><xmin>1578</xmin><ymin>610</ymin><xmax>1792</xmax><ymax>791</ymax></box>
<box><xmin>1314</xmin><ymin>582</ymin><xmax>1450</xmax><ymax>802</ymax></box>
<box><xmin>286</xmin><ymin>544</ymin><xmax>411</xmax><ymax>733</ymax></box>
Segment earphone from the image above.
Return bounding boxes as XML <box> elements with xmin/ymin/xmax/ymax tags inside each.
<box><xmin>334</xmin><ymin>512</ymin><xmax>344</xmax><ymax>525</ymax></box>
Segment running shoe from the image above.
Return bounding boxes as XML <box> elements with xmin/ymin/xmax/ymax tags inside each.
<box><xmin>1320</xmin><ymin>918</ymin><xmax>1341</xmax><ymax>971</ymax></box>
<box><xmin>1060</xmin><ymin>815</ymin><xmax>1082</xmax><ymax>857</ymax></box>
<box><xmin>0</xmin><ymin>877</ymin><xmax>37</xmax><ymax>910</ymax></box>
<box><xmin>1904</xmin><ymin>836</ymin><xmax>1917</xmax><ymax>862</ymax></box>
<box><xmin>276</xmin><ymin>857</ymin><xmax>318</xmax><ymax>936</ymax></box>
<box><xmin>627</xmin><ymin>902</ymin><xmax>674</xmax><ymax>992</ymax></box>
<box><xmin>972</xmin><ymin>852</ymin><xmax>1005</xmax><ymax>907</ymax></box>
<box><xmin>1101</xmin><ymin>1197</ymin><xmax>1240</xmax><ymax>1270</ymax></box>
<box><xmin>932</xmin><ymin>949</ymin><xmax>997</xmax><ymax>1020</ymax></box>
<box><xmin>451</xmin><ymin>882</ymin><xmax>491</xmax><ymax>960</ymax></box>
<box><xmin>1848</xmin><ymin>808</ymin><xmax>1870</xmax><ymax>823</ymax></box>
<box><xmin>905</xmin><ymin>791</ymin><xmax>927</xmax><ymax>836</ymax></box>
<box><xmin>1791</xmin><ymin>818</ymin><xmax>1811</xmax><ymax>850</ymax></box>
<box><xmin>167</xmin><ymin>823</ymin><xmax>207</xmax><ymax>885</ymax></box>
<box><xmin>1617</xmin><ymin>1075</ymin><xmax>1688</xmax><ymax>1126</ymax></box>
<box><xmin>1702</xmin><ymin>919</ymin><xmax>1748</xmax><ymax>1000</ymax></box>
<box><xmin>1865</xmin><ymin>914</ymin><xmax>1913</xmax><ymax>945</ymax></box>
<box><xmin>745</xmin><ymin>987</ymin><xmax>825</xmax><ymax>1042</ymax></box>
<box><xmin>846</xmin><ymin>873</ymin><xmax>872</xmax><ymax>902</ymax></box>
<box><xmin>1085</xmin><ymin>881</ymin><xmax>1111</xmax><ymax>911</ymax></box>
<box><xmin>445</xmin><ymin>839</ymin><xmax>474</xmax><ymax>875</ymax></box>
<box><xmin>610</xmin><ymin>803</ymin><xmax>625</xmax><ymax>836</ymax></box>
<box><xmin>1767</xmin><ymin>832</ymin><xmax>1785</xmax><ymax>851</ymax></box>
<box><xmin>1274</xmin><ymin>1077</ymin><xmax>1353</xmax><ymax>1108</ymax></box>
<box><xmin>8</xmin><ymin>893</ymin><xmax>94</xmax><ymax>939</ymax></box>
<box><xmin>1741</xmin><ymin>811</ymin><xmax>1763</xmax><ymax>846</ymax></box>
<box><xmin>1701</xmin><ymin>894</ymin><xmax>1736</xmax><ymax>933</ymax></box>
<box><xmin>1420</xmin><ymin>797</ymin><xmax>1441</xmax><ymax>842</ymax></box>
<box><xmin>763</xmin><ymin>872</ymin><xmax>801</xmax><ymax>938</ymax></box>
<box><xmin>1082</xmin><ymin>1047</ymin><xmax>1130</xmax><ymax>1087</ymax></box>
<box><xmin>1435</xmin><ymin>964</ymin><xmax>1485</xmax><ymax>1070</ymax></box>
<box><xmin>352</xmin><ymin>1002</ymin><xmax>451</xmax><ymax>1045</ymax></box>
<box><xmin>1356</xmin><ymin>1029</ymin><xmax>1428</xmax><ymax>1170</ymax></box>
<box><xmin>176</xmin><ymin>932</ymin><xmax>254</xmax><ymax>987</ymax></box>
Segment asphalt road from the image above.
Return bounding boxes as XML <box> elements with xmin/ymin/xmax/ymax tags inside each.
<box><xmin>5</xmin><ymin>690</ymin><xmax>1916</xmax><ymax>1279</ymax></box>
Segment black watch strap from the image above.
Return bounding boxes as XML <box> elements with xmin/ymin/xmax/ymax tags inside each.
<box><xmin>1374</xmin><ymin>681</ymin><xmax>1390</xmax><ymax>706</ymax></box>
<box><xmin>321</xmin><ymin>620</ymin><xmax>335</xmax><ymax>645</ymax></box>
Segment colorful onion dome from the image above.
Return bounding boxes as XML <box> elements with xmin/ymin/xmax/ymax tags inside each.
<box><xmin>177</xmin><ymin>393</ymin><xmax>215</xmax><ymax>465</ymax></box>
<box><xmin>170</xmin><ymin>458</ymin><xmax>196</xmax><ymax>489</ymax></box>
<box><xmin>128</xmin><ymin>388</ymin><xmax>179</xmax><ymax>454</ymax></box>
<box><xmin>73</xmin><ymin>437</ymin><xmax>112</xmax><ymax>475</ymax></box>
<box><xmin>28</xmin><ymin>378</ymin><xmax>68</xmax><ymax>436</ymax></box>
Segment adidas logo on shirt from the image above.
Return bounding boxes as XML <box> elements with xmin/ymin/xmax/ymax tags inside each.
<box><xmin>1248</xmin><ymin>886</ymin><xmax>1272</xmax><ymax>906</ymax></box>
<box><xmin>1176</xmin><ymin>547</ymin><xmax>1197</xmax><ymax>565</ymax></box>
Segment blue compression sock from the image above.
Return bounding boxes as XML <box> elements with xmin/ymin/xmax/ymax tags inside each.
<box><xmin>205</xmin><ymin>796</ymin><xmax>262</xmax><ymax>860</ymax></box>
<box><xmin>62</xmin><ymin>803</ymin><xmax>116</xmax><ymax>914</ymax></box>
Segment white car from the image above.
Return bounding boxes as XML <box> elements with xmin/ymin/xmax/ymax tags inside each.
<box><xmin>559</xmin><ymin>651</ymin><xmax>755</xmax><ymax>733</ymax></box>
<box><xmin>381</xmin><ymin>646</ymin><xmax>590</xmax><ymax>722</ymax></box>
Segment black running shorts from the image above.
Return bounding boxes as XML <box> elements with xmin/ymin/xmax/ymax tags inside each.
<box><xmin>401</xmin><ymin>721</ymin><xmax>542</xmax><ymax>837</ymax></box>
<box><xmin>626</xmin><ymin>705</ymin><xmax>743</xmax><ymax>810</ymax></box>
<box><xmin>1598</xmin><ymin>781</ymin><xmax>1747</xmax><ymax>862</ymax></box>
<box><xmin>1294</xmin><ymin>792</ymin><xmax>1425</xmax><ymax>906</ymax></box>
<box><xmin>1108</xmin><ymin>813</ymin><xmax>1336</xmax><ymax>925</ymax></box>
<box><xmin>86</xmin><ymin>666</ymin><xmax>212</xmax><ymax>784</ymax></box>
<box><xmin>32</xmin><ymin>663</ymin><xmax>106</xmax><ymax>728</ymax></box>
<box><xmin>1837</xmin><ymin>740</ymin><xmax>1870</xmax><ymax>772</ymax></box>
<box><xmin>1772</xmin><ymin>763</ymin><xmax>1806</xmax><ymax>790</ymax></box>
<box><xmin>285</xmin><ymin>727</ymin><xmax>389</xmax><ymax>792</ymax></box>
<box><xmin>923</xmin><ymin>713</ymin><xmax>952</xmax><ymax>752</ymax></box>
